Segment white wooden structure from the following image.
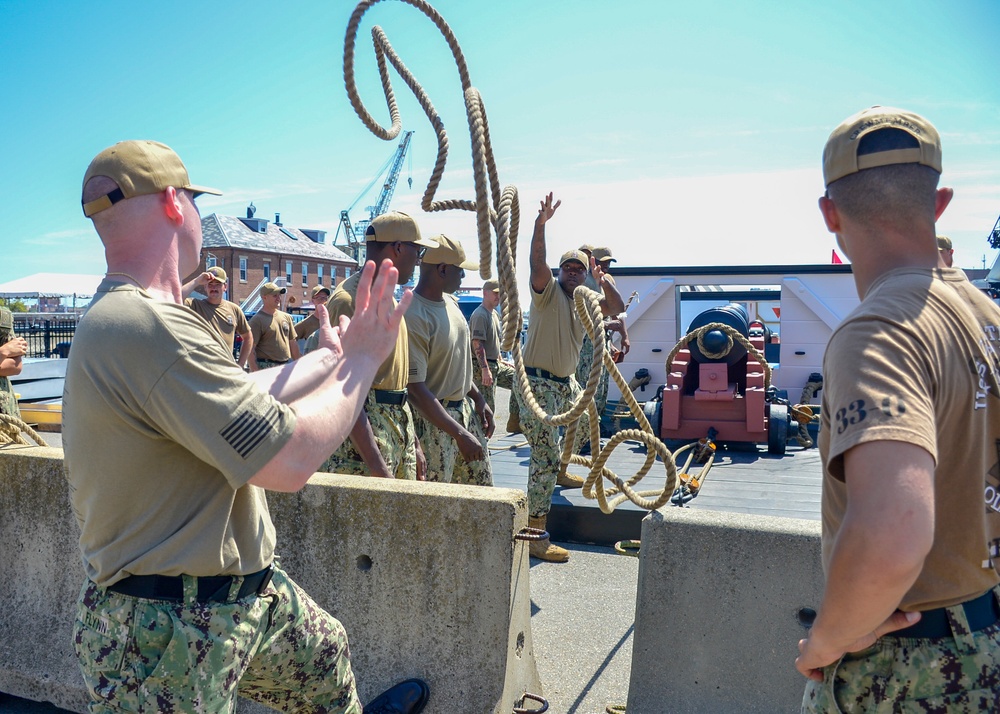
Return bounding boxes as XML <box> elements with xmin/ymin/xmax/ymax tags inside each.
<box><xmin>606</xmin><ymin>264</ymin><xmax>859</xmax><ymax>406</ymax></box>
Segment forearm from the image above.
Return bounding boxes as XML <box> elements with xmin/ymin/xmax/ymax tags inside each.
<box><xmin>529</xmin><ymin>218</ymin><xmax>551</xmax><ymax>291</ymax></box>
<box><xmin>599</xmin><ymin>277</ymin><xmax>626</xmax><ymax>316</ymax></box>
<box><xmin>346</xmin><ymin>409</ymin><xmax>391</xmax><ymax>474</ymax></box>
<box><xmin>237</xmin><ymin>333</ymin><xmax>253</xmax><ymax>368</ymax></box>
<box><xmin>472</xmin><ymin>340</ymin><xmax>489</xmax><ymax>371</ymax></box>
<box><xmin>0</xmin><ymin>357</ymin><xmax>22</xmax><ymax>377</ymax></box>
<box><xmin>247</xmin><ymin>348</ymin><xmax>340</xmax><ymax>404</ymax></box>
<box><xmin>180</xmin><ymin>278</ymin><xmax>202</xmax><ymax>300</ymax></box>
<box><xmin>249</xmin><ymin>347</ymin><xmax>380</xmax><ymax>490</ymax></box>
<box><xmin>810</xmin><ymin>510</ymin><xmax>926</xmax><ymax>652</ymax></box>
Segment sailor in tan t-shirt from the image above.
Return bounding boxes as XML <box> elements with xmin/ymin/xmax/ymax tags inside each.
<box><xmin>181</xmin><ymin>266</ymin><xmax>254</xmax><ymax>369</ymax></box>
<box><xmin>300</xmin><ymin>212</ymin><xmax>438</xmax><ymax>480</ymax></box>
<box><xmin>69</xmin><ymin>139</ymin><xmax>425</xmax><ymax>711</ymax></box>
<box><xmin>796</xmin><ymin>107</ymin><xmax>1000</xmax><ymax>711</ymax></box>
<box><xmin>248</xmin><ymin>282</ymin><xmax>299</xmax><ymax>371</ymax></box>
<box><xmin>519</xmin><ymin>193</ymin><xmax>624</xmax><ymax>562</ymax></box>
<box><xmin>407</xmin><ymin>234</ymin><xmax>494</xmax><ymax>486</ymax></box>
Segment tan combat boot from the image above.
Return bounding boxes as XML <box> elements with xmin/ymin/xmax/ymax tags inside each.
<box><xmin>556</xmin><ymin>471</ymin><xmax>585</xmax><ymax>488</ymax></box>
<box><xmin>528</xmin><ymin>515</ymin><xmax>569</xmax><ymax>562</ymax></box>
<box><xmin>506</xmin><ymin>411</ymin><xmax>521</xmax><ymax>434</ymax></box>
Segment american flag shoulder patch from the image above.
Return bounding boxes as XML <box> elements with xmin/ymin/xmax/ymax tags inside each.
<box><xmin>220</xmin><ymin>394</ymin><xmax>282</xmax><ymax>459</ymax></box>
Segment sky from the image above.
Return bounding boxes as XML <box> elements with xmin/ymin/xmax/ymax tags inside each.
<box><xmin>1</xmin><ymin>0</ymin><xmax>999</xmax><ymax>291</ymax></box>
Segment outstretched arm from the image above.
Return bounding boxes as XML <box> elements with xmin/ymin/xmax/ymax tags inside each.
<box><xmin>530</xmin><ymin>192</ymin><xmax>561</xmax><ymax>294</ymax></box>
<box><xmin>249</xmin><ymin>260</ymin><xmax>412</xmax><ymax>491</ymax></box>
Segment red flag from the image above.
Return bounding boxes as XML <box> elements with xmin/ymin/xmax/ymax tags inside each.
<box><xmin>831</xmin><ymin>250</ymin><xmax>843</xmax><ymax>264</ymax></box>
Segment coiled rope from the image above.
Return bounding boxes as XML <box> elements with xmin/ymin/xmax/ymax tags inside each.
<box><xmin>343</xmin><ymin>0</ymin><xmax>678</xmax><ymax>512</ymax></box>
<box><xmin>0</xmin><ymin>413</ymin><xmax>50</xmax><ymax>448</ymax></box>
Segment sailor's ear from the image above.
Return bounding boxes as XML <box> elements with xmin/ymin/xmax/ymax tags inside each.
<box><xmin>818</xmin><ymin>195</ymin><xmax>840</xmax><ymax>234</ymax></box>
<box><xmin>934</xmin><ymin>187</ymin><xmax>954</xmax><ymax>221</ymax></box>
<box><xmin>162</xmin><ymin>187</ymin><xmax>185</xmax><ymax>225</ymax></box>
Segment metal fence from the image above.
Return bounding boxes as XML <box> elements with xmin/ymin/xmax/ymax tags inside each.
<box><xmin>13</xmin><ymin>318</ymin><xmax>78</xmax><ymax>358</ymax></box>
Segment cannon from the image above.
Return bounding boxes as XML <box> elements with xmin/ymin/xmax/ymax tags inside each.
<box><xmin>643</xmin><ymin>304</ymin><xmax>789</xmax><ymax>454</ymax></box>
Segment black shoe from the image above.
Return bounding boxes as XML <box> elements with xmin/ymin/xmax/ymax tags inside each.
<box><xmin>364</xmin><ymin>678</ymin><xmax>430</xmax><ymax>714</ymax></box>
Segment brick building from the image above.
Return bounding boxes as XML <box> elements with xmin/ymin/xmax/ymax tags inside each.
<box><xmin>197</xmin><ymin>209</ymin><xmax>357</xmax><ymax>309</ymax></box>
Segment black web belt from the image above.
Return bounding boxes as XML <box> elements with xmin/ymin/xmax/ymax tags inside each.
<box><xmin>525</xmin><ymin>366</ymin><xmax>569</xmax><ymax>384</ymax></box>
<box><xmin>107</xmin><ymin>564</ymin><xmax>274</xmax><ymax>604</ymax></box>
<box><xmin>373</xmin><ymin>389</ymin><xmax>408</xmax><ymax>406</ymax></box>
<box><xmin>884</xmin><ymin>589</ymin><xmax>1000</xmax><ymax>639</ymax></box>
<box><xmin>440</xmin><ymin>399</ymin><xmax>465</xmax><ymax>409</ymax></box>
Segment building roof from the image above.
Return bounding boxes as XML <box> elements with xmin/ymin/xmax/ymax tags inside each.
<box><xmin>0</xmin><ymin>272</ymin><xmax>104</xmax><ymax>298</ymax></box>
<box><xmin>201</xmin><ymin>214</ymin><xmax>356</xmax><ymax>264</ymax></box>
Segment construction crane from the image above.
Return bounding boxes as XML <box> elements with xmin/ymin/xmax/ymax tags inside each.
<box><xmin>336</xmin><ymin>130</ymin><xmax>415</xmax><ymax>263</ymax></box>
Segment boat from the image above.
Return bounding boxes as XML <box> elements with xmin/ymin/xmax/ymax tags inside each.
<box><xmin>10</xmin><ymin>357</ymin><xmax>67</xmax><ymax>403</ymax></box>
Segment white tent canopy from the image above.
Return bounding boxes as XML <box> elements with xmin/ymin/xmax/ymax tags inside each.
<box><xmin>0</xmin><ymin>272</ymin><xmax>105</xmax><ymax>299</ymax></box>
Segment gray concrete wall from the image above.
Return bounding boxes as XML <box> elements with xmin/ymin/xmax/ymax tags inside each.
<box><xmin>0</xmin><ymin>447</ymin><xmax>541</xmax><ymax>714</ymax></box>
<box><xmin>627</xmin><ymin>508</ymin><xmax>824</xmax><ymax>714</ymax></box>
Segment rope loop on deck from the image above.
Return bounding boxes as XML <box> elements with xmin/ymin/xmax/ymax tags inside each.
<box><xmin>343</xmin><ymin>0</ymin><xmax>676</xmax><ymax>512</ymax></box>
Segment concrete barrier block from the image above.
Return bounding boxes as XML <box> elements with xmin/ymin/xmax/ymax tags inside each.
<box><xmin>0</xmin><ymin>449</ymin><xmax>541</xmax><ymax>714</ymax></box>
<box><xmin>626</xmin><ymin>507</ymin><xmax>823</xmax><ymax>714</ymax></box>
<box><xmin>0</xmin><ymin>446</ymin><xmax>88</xmax><ymax>712</ymax></box>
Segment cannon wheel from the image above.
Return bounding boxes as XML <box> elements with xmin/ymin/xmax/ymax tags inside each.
<box><xmin>767</xmin><ymin>403</ymin><xmax>788</xmax><ymax>455</ymax></box>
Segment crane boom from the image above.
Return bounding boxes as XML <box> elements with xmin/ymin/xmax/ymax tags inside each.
<box><xmin>335</xmin><ymin>130</ymin><xmax>415</xmax><ymax>263</ymax></box>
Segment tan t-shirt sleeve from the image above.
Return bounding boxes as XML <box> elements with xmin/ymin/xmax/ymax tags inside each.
<box><xmin>822</xmin><ymin>316</ymin><xmax>937</xmax><ymax>481</ymax></box>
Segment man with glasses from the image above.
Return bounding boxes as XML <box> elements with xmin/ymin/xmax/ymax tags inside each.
<box><xmin>310</xmin><ymin>211</ymin><xmax>438</xmax><ymax>481</ymax></box>
<box><xmin>518</xmin><ymin>193</ymin><xmax>625</xmax><ymax>562</ymax></box>
<box><xmin>407</xmin><ymin>235</ymin><xmax>494</xmax><ymax>485</ymax></box>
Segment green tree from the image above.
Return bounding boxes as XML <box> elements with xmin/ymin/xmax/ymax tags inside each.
<box><xmin>0</xmin><ymin>298</ymin><xmax>28</xmax><ymax>312</ymax></box>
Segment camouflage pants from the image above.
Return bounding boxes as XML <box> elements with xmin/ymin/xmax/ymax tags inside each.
<box><xmin>322</xmin><ymin>392</ymin><xmax>417</xmax><ymax>479</ymax></box>
<box><xmin>0</xmin><ymin>378</ymin><xmax>19</xmax><ymax>419</ymax></box>
<box><xmin>414</xmin><ymin>398</ymin><xmax>493</xmax><ymax>486</ymax></box>
<box><xmin>73</xmin><ymin>565</ymin><xmax>360</xmax><ymax>713</ymax></box>
<box><xmin>517</xmin><ymin>373</ymin><xmax>590</xmax><ymax>517</ymax></box>
<box><xmin>472</xmin><ymin>358</ymin><xmax>520</xmax><ymax>423</ymax></box>
<box><xmin>802</xmin><ymin>587</ymin><xmax>1000</xmax><ymax>712</ymax></box>
<box><xmin>576</xmin><ymin>335</ymin><xmax>610</xmax><ymax>422</ymax></box>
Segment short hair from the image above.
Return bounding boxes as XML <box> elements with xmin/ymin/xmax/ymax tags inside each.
<box><xmin>828</xmin><ymin>128</ymin><xmax>940</xmax><ymax>224</ymax></box>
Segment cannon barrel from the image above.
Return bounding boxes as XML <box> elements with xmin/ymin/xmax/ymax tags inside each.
<box><xmin>686</xmin><ymin>303</ymin><xmax>749</xmax><ymax>366</ymax></box>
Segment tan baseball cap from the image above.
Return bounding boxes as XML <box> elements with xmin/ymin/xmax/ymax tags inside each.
<box><xmin>206</xmin><ymin>266</ymin><xmax>227</xmax><ymax>283</ymax></box>
<box><xmin>822</xmin><ymin>106</ymin><xmax>942</xmax><ymax>188</ymax></box>
<box><xmin>260</xmin><ymin>282</ymin><xmax>286</xmax><ymax>297</ymax></box>
<box><xmin>937</xmin><ymin>235</ymin><xmax>953</xmax><ymax>250</ymax></box>
<box><xmin>579</xmin><ymin>244</ymin><xmax>596</xmax><ymax>253</ymax></box>
<box><xmin>311</xmin><ymin>284</ymin><xmax>332</xmax><ymax>299</ymax></box>
<box><xmin>559</xmin><ymin>249</ymin><xmax>589</xmax><ymax>268</ymax></box>
<box><xmin>365</xmin><ymin>211</ymin><xmax>438</xmax><ymax>248</ymax></box>
<box><xmin>82</xmin><ymin>140</ymin><xmax>222</xmax><ymax>217</ymax></box>
<box><xmin>422</xmin><ymin>234</ymin><xmax>478</xmax><ymax>269</ymax></box>
<box><xmin>592</xmin><ymin>247</ymin><xmax>616</xmax><ymax>263</ymax></box>
<box><xmin>483</xmin><ymin>279</ymin><xmax>500</xmax><ymax>293</ymax></box>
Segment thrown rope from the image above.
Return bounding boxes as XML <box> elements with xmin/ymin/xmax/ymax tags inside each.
<box><xmin>343</xmin><ymin>0</ymin><xmax>677</xmax><ymax>512</ymax></box>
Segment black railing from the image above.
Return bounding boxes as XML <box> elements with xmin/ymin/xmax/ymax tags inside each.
<box><xmin>13</xmin><ymin>319</ymin><xmax>78</xmax><ymax>358</ymax></box>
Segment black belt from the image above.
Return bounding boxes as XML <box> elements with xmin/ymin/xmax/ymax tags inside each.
<box><xmin>885</xmin><ymin>589</ymin><xmax>1000</xmax><ymax>639</ymax></box>
<box><xmin>525</xmin><ymin>366</ymin><xmax>569</xmax><ymax>384</ymax></box>
<box><xmin>440</xmin><ymin>399</ymin><xmax>465</xmax><ymax>409</ymax></box>
<box><xmin>257</xmin><ymin>358</ymin><xmax>288</xmax><ymax>366</ymax></box>
<box><xmin>108</xmin><ymin>565</ymin><xmax>274</xmax><ymax>604</ymax></box>
<box><xmin>373</xmin><ymin>389</ymin><xmax>408</xmax><ymax>406</ymax></box>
